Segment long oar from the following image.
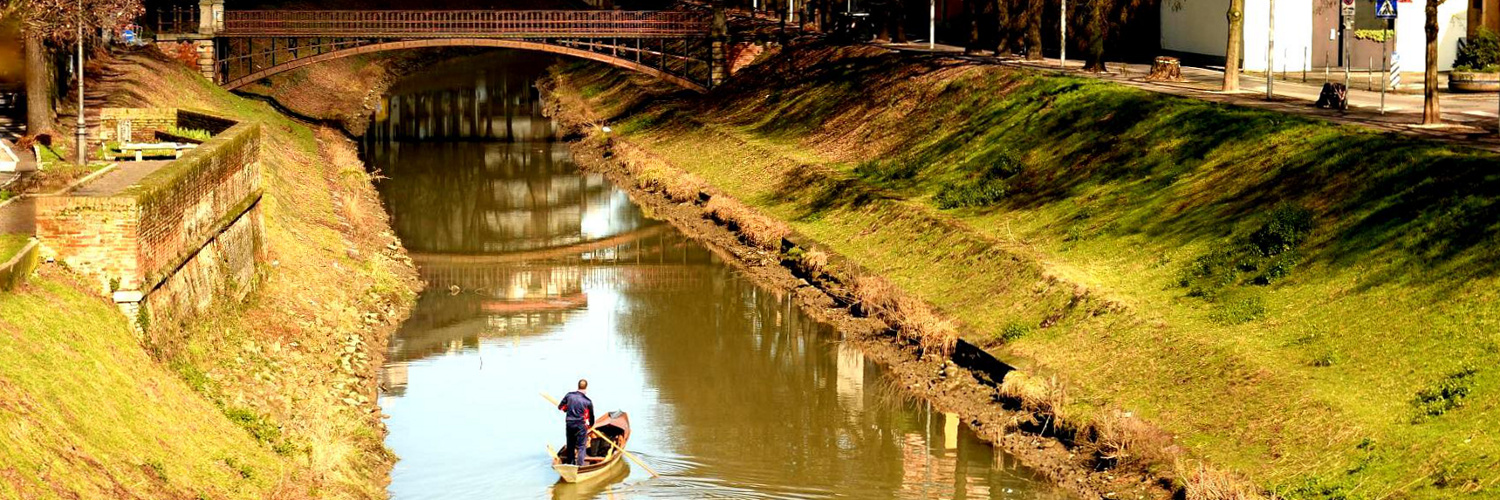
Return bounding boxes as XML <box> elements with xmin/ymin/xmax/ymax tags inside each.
<box><xmin>541</xmin><ymin>392</ymin><xmax>661</xmax><ymax>478</ymax></box>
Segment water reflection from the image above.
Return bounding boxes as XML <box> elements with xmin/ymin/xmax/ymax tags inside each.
<box><xmin>371</xmin><ymin>51</ymin><xmax>1062</xmax><ymax>499</ymax></box>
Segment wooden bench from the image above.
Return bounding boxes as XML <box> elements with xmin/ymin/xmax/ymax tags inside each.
<box><xmin>114</xmin><ymin>142</ymin><xmax>197</xmax><ymax>161</ymax></box>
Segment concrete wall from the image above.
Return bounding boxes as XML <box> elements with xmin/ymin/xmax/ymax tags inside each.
<box><xmin>1161</xmin><ymin>0</ymin><xmax>1232</xmax><ymax>63</ymax></box>
<box><xmin>1163</xmin><ymin>0</ymin><xmax>1471</xmax><ymax>71</ymax></box>
<box><xmin>37</xmin><ymin>110</ymin><xmax>263</xmax><ymax>331</ymax></box>
<box><xmin>1394</xmin><ymin>0</ymin><xmax>1469</xmax><ymax>72</ymax></box>
<box><xmin>1242</xmin><ymin>0</ymin><xmax>1316</xmax><ymax>72</ymax></box>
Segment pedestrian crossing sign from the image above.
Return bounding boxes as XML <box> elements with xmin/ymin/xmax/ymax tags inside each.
<box><xmin>1376</xmin><ymin>0</ymin><xmax>1397</xmax><ymax>19</ymax></box>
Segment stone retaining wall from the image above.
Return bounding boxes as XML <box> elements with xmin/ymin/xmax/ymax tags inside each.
<box><xmin>37</xmin><ymin>109</ymin><xmax>264</xmax><ymax>331</ymax></box>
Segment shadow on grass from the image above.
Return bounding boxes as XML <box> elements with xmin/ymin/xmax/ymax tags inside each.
<box><xmin>570</xmin><ymin>40</ymin><xmax>1500</xmax><ymax>293</ymax></box>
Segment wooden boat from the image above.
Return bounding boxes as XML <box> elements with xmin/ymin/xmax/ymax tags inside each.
<box><xmin>551</xmin><ymin>410</ymin><xmax>632</xmax><ymax>483</ymax></box>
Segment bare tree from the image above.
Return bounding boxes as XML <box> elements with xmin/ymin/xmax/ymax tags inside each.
<box><xmin>7</xmin><ymin>0</ymin><xmax>143</xmax><ymax>135</ymax></box>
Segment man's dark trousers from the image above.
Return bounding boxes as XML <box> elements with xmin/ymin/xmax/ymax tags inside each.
<box><xmin>565</xmin><ymin>421</ymin><xmax>588</xmax><ymax>466</ymax></box>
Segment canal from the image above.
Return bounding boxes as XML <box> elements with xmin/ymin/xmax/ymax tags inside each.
<box><xmin>366</xmin><ymin>52</ymin><xmax>1062</xmax><ymax>500</ymax></box>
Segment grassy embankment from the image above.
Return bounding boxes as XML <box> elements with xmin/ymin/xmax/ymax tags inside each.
<box><xmin>0</xmin><ymin>48</ymin><xmax>418</xmax><ymax>498</ymax></box>
<box><xmin>546</xmin><ymin>44</ymin><xmax>1500</xmax><ymax>498</ymax></box>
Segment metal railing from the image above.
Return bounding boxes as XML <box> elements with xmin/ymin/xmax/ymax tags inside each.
<box><xmin>221</xmin><ymin>10</ymin><xmax>711</xmax><ymax>38</ymax></box>
<box><xmin>154</xmin><ymin>6</ymin><xmax>199</xmax><ymax>34</ymax></box>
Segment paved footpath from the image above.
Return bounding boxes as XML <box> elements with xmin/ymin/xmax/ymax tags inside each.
<box><xmin>880</xmin><ymin>42</ymin><xmax>1500</xmax><ymax>153</ymax></box>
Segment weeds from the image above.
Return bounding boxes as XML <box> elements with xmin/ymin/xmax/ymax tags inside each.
<box><xmin>1411</xmin><ymin>367</ymin><xmax>1479</xmax><ymax>423</ymax></box>
<box><xmin>933</xmin><ymin>149</ymin><xmax>1026</xmax><ymax>210</ymax></box>
<box><xmin>1210</xmin><ymin>296</ymin><xmax>1266</xmax><ymax>325</ymax></box>
<box><xmin>1249</xmin><ymin>204</ymin><xmax>1315</xmax><ymax>257</ymax></box>
<box><xmin>1179</xmin><ymin>204</ymin><xmax>1316</xmax><ymax>301</ymax></box>
<box><xmin>1000</xmin><ymin>322</ymin><xmax>1033</xmax><ymax>342</ymax></box>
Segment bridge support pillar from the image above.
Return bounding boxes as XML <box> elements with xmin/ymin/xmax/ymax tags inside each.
<box><xmin>198</xmin><ymin>0</ymin><xmax>225</xmax><ymax>35</ymax></box>
<box><xmin>192</xmin><ymin>40</ymin><xmax>217</xmax><ymax>83</ymax></box>
<box><xmin>711</xmin><ymin>40</ymin><xmax>727</xmax><ymax>87</ymax></box>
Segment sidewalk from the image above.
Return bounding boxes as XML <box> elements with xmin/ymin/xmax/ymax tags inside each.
<box><xmin>877</xmin><ymin>42</ymin><xmax>1500</xmax><ymax>152</ymax></box>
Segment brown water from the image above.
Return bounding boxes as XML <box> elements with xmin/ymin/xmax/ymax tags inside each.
<box><xmin>368</xmin><ymin>52</ymin><xmax>1063</xmax><ymax>500</ymax></box>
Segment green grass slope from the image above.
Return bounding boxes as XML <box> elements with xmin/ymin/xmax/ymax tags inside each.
<box><xmin>548</xmin><ymin>44</ymin><xmax>1500</xmax><ymax>498</ymax></box>
<box><xmin>0</xmin><ymin>270</ymin><xmax>285</xmax><ymax>498</ymax></box>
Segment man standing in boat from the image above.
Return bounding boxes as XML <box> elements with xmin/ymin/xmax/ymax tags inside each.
<box><xmin>557</xmin><ymin>379</ymin><xmax>595</xmax><ymax>466</ymax></box>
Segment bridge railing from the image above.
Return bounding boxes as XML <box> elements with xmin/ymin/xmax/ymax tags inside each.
<box><xmin>221</xmin><ymin>10</ymin><xmax>711</xmax><ymax>38</ymax></box>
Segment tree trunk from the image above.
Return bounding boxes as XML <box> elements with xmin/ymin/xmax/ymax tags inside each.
<box><xmin>1024</xmin><ymin>0</ymin><xmax>1043</xmax><ymax>59</ymax></box>
<box><xmin>24</xmin><ymin>33</ymin><xmax>55</xmax><ymax>135</ymax></box>
<box><xmin>1084</xmin><ymin>0</ymin><xmax>1107</xmax><ymax>71</ymax></box>
<box><xmin>965</xmin><ymin>0</ymin><xmax>981</xmax><ymax>52</ymax></box>
<box><xmin>895</xmin><ymin>0</ymin><xmax>909</xmax><ymax>42</ymax></box>
<box><xmin>994</xmin><ymin>0</ymin><xmax>1010</xmax><ymax>55</ymax></box>
<box><xmin>1223</xmin><ymin>0</ymin><xmax>1244</xmax><ymax>91</ymax></box>
<box><xmin>1422</xmin><ymin>0</ymin><xmax>1441</xmax><ymax>124</ymax></box>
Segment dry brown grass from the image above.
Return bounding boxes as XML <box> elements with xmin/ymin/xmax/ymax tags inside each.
<box><xmin>997</xmin><ymin>370</ymin><xmax>1066</xmax><ymax>416</ymax></box>
<box><xmin>703</xmin><ymin>195</ymin><xmax>790</xmax><ymax>251</ymax></box>
<box><xmin>853</xmin><ymin>276</ymin><xmax>959</xmax><ymax>356</ymax></box>
<box><xmin>1176</xmin><ymin>461</ymin><xmax>1266</xmax><ymax>500</ymax></box>
<box><xmin>1085</xmin><ymin>409</ymin><xmax>1179</xmax><ymax>472</ymax></box>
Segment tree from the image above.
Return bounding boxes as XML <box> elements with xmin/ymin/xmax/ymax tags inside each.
<box><xmin>1223</xmin><ymin>0</ymin><xmax>1244</xmax><ymax>91</ymax></box>
<box><xmin>1422</xmin><ymin>0</ymin><xmax>1442</xmax><ymax>124</ymax></box>
<box><xmin>994</xmin><ymin>0</ymin><xmax>1012</xmax><ymax>56</ymax></box>
<box><xmin>6</xmin><ymin>0</ymin><xmax>143</xmax><ymax>135</ymax></box>
<box><xmin>1074</xmin><ymin>0</ymin><xmax>1147</xmax><ymax>71</ymax></box>
<box><xmin>1023</xmin><ymin>0</ymin><xmax>1043</xmax><ymax>59</ymax></box>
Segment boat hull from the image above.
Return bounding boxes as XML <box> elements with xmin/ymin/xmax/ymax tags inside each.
<box><xmin>552</xmin><ymin>454</ymin><xmax>624</xmax><ymax>483</ymax></box>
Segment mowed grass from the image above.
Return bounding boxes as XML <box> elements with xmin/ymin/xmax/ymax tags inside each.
<box><xmin>0</xmin><ymin>270</ymin><xmax>284</xmax><ymax>498</ymax></box>
<box><xmin>0</xmin><ymin>233</ymin><xmax>30</xmax><ymax>263</ymax></box>
<box><xmin>549</xmin><ymin>45</ymin><xmax>1500</xmax><ymax>498</ymax></box>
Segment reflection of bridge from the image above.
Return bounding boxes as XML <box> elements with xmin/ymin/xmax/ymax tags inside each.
<box><xmin>155</xmin><ymin>4</ymin><xmax>726</xmax><ymax>91</ymax></box>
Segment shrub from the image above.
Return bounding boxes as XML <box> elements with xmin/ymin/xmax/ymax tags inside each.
<box><xmin>1249</xmin><ymin>203</ymin><xmax>1314</xmax><ymax>257</ymax></box>
<box><xmin>1455</xmin><ymin>27</ymin><xmax>1500</xmax><ymax>72</ymax></box>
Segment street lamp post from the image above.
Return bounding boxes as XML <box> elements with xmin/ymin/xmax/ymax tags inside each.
<box><xmin>1267</xmin><ymin>0</ymin><xmax>1275</xmax><ymax>100</ymax></box>
<box><xmin>75</xmin><ymin>0</ymin><xmax>86</xmax><ymax>163</ymax></box>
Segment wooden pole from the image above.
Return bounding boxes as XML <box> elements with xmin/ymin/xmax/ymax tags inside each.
<box><xmin>540</xmin><ymin>392</ymin><xmax>661</xmax><ymax>478</ymax></box>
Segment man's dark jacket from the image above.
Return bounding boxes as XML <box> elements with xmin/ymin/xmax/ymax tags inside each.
<box><xmin>558</xmin><ymin>391</ymin><xmax>595</xmax><ymax>426</ymax></box>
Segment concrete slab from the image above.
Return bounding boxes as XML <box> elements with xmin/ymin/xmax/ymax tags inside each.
<box><xmin>71</xmin><ymin>160</ymin><xmax>172</xmax><ymax>197</ymax></box>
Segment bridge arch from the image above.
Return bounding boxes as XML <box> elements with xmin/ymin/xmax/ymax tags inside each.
<box><xmin>220</xmin><ymin>38</ymin><xmax>707</xmax><ymax>92</ymax></box>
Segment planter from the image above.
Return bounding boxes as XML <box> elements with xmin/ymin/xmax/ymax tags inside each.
<box><xmin>1449</xmin><ymin>71</ymin><xmax>1500</xmax><ymax>92</ymax></box>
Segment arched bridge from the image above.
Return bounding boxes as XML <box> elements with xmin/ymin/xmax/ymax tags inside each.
<box><xmin>154</xmin><ymin>6</ymin><xmax>724</xmax><ymax>91</ymax></box>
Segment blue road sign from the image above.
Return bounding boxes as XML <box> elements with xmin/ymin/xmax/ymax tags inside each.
<box><xmin>1376</xmin><ymin>0</ymin><xmax>1397</xmax><ymax>19</ymax></box>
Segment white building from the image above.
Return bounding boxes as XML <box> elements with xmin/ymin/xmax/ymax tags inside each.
<box><xmin>1161</xmin><ymin>0</ymin><xmax>1486</xmax><ymax>74</ymax></box>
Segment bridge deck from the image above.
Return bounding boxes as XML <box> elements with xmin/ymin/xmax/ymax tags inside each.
<box><xmin>222</xmin><ymin>10</ymin><xmax>710</xmax><ymax>38</ymax></box>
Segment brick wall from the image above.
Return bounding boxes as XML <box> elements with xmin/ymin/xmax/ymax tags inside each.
<box><xmin>38</xmin><ymin>110</ymin><xmax>263</xmax><ymax>303</ymax></box>
<box><xmin>127</xmin><ymin>121</ymin><xmax>262</xmax><ymax>290</ymax></box>
<box><xmin>34</xmin><ymin>196</ymin><xmax>143</xmax><ymax>293</ymax></box>
<box><xmin>142</xmin><ymin>203</ymin><xmax>263</xmax><ymax>326</ymax></box>
<box><xmin>98</xmin><ymin>108</ymin><xmax>177</xmax><ymax>144</ymax></box>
